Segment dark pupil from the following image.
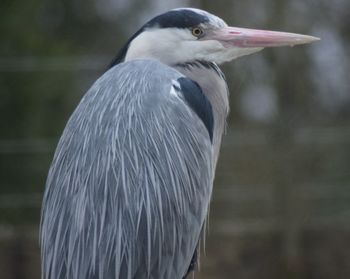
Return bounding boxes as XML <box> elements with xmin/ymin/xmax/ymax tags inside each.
<box><xmin>194</xmin><ymin>28</ymin><xmax>201</xmax><ymax>35</ymax></box>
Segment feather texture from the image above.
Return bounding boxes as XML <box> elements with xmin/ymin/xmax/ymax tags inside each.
<box><xmin>40</xmin><ymin>60</ymin><xmax>215</xmax><ymax>279</ymax></box>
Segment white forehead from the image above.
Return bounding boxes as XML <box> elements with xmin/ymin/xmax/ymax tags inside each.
<box><xmin>172</xmin><ymin>8</ymin><xmax>228</xmax><ymax>28</ymax></box>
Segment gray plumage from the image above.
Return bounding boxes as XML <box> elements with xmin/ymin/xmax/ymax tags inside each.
<box><xmin>174</xmin><ymin>61</ymin><xmax>229</xmax><ymax>165</ymax></box>
<box><xmin>40</xmin><ymin>6</ymin><xmax>315</xmax><ymax>279</ymax></box>
<box><xmin>40</xmin><ymin>59</ymin><xmax>227</xmax><ymax>279</ymax></box>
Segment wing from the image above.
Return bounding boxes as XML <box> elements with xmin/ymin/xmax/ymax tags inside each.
<box><xmin>40</xmin><ymin>59</ymin><xmax>215</xmax><ymax>279</ymax></box>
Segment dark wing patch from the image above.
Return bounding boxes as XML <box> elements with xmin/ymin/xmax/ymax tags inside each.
<box><xmin>176</xmin><ymin>77</ymin><xmax>214</xmax><ymax>142</ymax></box>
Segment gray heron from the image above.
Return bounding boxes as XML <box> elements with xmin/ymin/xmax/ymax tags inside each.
<box><xmin>40</xmin><ymin>8</ymin><xmax>318</xmax><ymax>279</ymax></box>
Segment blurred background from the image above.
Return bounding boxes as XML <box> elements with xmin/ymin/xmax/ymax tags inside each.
<box><xmin>1</xmin><ymin>0</ymin><xmax>350</xmax><ymax>278</ymax></box>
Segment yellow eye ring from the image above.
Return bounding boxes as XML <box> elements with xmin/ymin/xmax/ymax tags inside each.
<box><xmin>191</xmin><ymin>27</ymin><xmax>203</xmax><ymax>38</ymax></box>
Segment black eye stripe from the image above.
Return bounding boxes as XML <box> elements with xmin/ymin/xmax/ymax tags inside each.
<box><xmin>109</xmin><ymin>9</ymin><xmax>210</xmax><ymax>68</ymax></box>
<box><xmin>147</xmin><ymin>10</ymin><xmax>209</xmax><ymax>29</ymax></box>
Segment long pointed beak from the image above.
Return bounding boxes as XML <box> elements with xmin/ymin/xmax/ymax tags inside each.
<box><xmin>211</xmin><ymin>26</ymin><xmax>320</xmax><ymax>48</ymax></box>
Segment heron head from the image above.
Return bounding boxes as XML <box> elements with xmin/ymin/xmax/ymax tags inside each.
<box><xmin>111</xmin><ymin>8</ymin><xmax>319</xmax><ymax>67</ymax></box>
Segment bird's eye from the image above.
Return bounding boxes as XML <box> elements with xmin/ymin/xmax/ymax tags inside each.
<box><xmin>191</xmin><ymin>27</ymin><xmax>204</xmax><ymax>38</ymax></box>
